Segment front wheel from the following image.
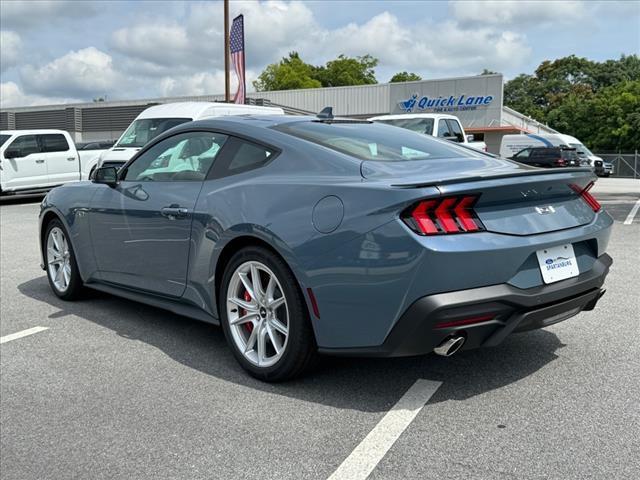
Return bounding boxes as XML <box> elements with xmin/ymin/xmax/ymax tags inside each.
<box><xmin>44</xmin><ymin>220</ymin><xmax>84</xmax><ymax>300</ymax></box>
<box><xmin>220</xmin><ymin>247</ymin><xmax>316</xmax><ymax>381</ymax></box>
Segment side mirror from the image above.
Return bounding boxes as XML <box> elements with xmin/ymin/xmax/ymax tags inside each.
<box><xmin>93</xmin><ymin>166</ymin><xmax>118</xmax><ymax>186</ymax></box>
<box><xmin>466</xmin><ymin>134</ymin><xmax>475</xmax><ymax>142</ymax></box>
<box><xmin>4</xmin><ymin>148</ymin><xmax>21</xmax><ymax>159</ymax></box>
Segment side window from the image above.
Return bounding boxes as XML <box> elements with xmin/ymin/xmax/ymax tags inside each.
<box><xmin>514</xmin><ymin>148</ymin><xmax>531</xmax><ymax>158</ymax></box>
<box><xmin>446</xmin><ymin>120</ymin><xmax>464</xmax><ymax>142</ymax></box>
<box><xmin>7</xmin><ymin>135</ymin><xmax>40</xmax><ymax>157</ymax></box>
<box><xmin>123</xmin><ymin>132</ymin><xmax>228</xmax><ymax>182</ymax></box>
<box><xmin>228</xmin><ymin>141</ymin><xmax>274</xmax><ymax>172</ymax></box>
<box><xmin>437</xmin><ymin>120</ymin><xmax>452</xmax><ymax>139</ymax></box>
<box><xmin>39</xmin><ymin>134</ymin><xmax>70</xmax><ymax>153</ymax></box>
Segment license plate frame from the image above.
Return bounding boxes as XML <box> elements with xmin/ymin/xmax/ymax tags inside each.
<box><xmin>536</xmin><ymin>244</ymin><xmax>579</xmax><ymax>284</ymax></box>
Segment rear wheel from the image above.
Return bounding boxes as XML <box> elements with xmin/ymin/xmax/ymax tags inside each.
<box><xmin>220</xmin><ymin>247</ymin><xmax>316</xmax><ymax>381</ymax></box>
<box><xmin>45</xmin><ymin>220</ymin><xmax>83</xmax><ymax>300</ymax></box>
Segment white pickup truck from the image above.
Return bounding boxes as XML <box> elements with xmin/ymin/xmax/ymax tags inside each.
<box><xmin>0</xmin><ymin>129</ymin><xmax>105</xmax><ymax>196</ymax></box>
<box><xmin>369</xmin><ymin>113</ymin><xmax>488</xmax><ymax>152</ymax></box>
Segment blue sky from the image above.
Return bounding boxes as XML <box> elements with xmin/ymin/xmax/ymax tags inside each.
<box><xmin>1</xmin><ymin>0</ymin><xmax>638</xmax><ymax>107</ymax></box>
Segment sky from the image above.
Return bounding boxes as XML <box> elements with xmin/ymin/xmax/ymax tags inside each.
<box><xmin>1</xmin><ymin>0</ymin><xmax>639</xmax><ymax>108</ymax></box>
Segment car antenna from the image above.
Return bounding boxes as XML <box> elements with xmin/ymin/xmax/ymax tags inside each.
<box><xmin>317</xmin><ymin>107</ymin><xmax>334</xmax><ymax>120</ymax></box>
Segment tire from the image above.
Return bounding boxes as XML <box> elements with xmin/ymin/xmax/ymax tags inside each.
<box><xmin>44</xmin><ymin>219</ymin><xmax>84</xmax><ymax>300</ymax></box>
<box><xmin>219</xmin><ymin>246</ymin><xmax>317</xmax><ymax>381</ymax></box>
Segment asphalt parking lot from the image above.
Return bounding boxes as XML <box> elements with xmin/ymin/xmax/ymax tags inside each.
<box><xmin>1</xmin><ymin>178</ymin><xmax>639</xmax><ymax>480</ymax></box>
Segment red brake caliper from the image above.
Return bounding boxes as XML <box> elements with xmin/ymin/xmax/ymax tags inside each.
<box><xmin>242</xmin><ymin>290</ymin><xmax>253</xmax><ymax>334</ymax></box>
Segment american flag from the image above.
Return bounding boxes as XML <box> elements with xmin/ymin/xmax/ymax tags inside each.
<box><xmin>230</xmin><ymin>15</ymin><xmax>245</xmax><ymax>105</ymax></box>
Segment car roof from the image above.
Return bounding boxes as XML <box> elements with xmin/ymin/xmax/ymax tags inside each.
<box><xmin>1</xmin><ymin>129</ymin><xmax>69</xmax><ymax>135</ymax></box>
<box><xmin>369</xmin><ymin>113</ymin><xmax>459</xmax><ymax>121</ymax></box>
<box><xmin>136</xmin><ymin>102</ymin><xmax>284</xmax><ymax>120</ymax></box>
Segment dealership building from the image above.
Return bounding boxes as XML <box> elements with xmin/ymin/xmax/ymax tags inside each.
<box><xmin>0</xmin><ymin>74</ymin><xmax>556</xmax><ymax>154</ymax></box>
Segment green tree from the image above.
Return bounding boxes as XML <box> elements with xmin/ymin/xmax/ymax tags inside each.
<box><xmin>253</xmin><ymin>52</ymin><xmax>322</xmax><ymax>92</ymax></box>
<box><xmin>389</xmin><ymin>71</ymin><xmax>422</xmax><ymax>82</ymax></box>
<box><xmin>504</xmin><ymin>54</ymin><xmax>640</xmax><ymax>150</ymax></box>
<box><xmin>253</xmin><ymin>53</ymin><xmax>379</xmax><ymax>91</ymax></box>
<box><xmin>479</xmin><ymin>69</ymin><xmax>498</xmax><ymax>75</ymax></box>
<box><xmin>314</xmin><ymin>54</ymin><xmax>378</xmax><ymax>87</ymax></box>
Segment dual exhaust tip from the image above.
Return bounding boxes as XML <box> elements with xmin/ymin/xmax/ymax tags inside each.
<box><xmin>433</xmin><ymin>335</ymin><xmax>466</xmax><ymax>357</ymax></box>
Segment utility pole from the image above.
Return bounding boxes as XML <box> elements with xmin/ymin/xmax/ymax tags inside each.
<box><xmin>224</xmin><ymin>0</ymin><xmax>230</xmax><ymax>102</ymax></box>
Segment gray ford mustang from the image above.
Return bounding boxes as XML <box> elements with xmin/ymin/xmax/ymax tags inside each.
<box><xmin>39</xmin><ymin>114</ymin><xmax>613</xmax><ymax>381</ymax></box>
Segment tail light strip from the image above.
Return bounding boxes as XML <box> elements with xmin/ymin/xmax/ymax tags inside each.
<box><xmin>570</xmin><ymin>182</ymin><xmax>601</xmax><ymax>212</ymax></box>
<box><xmin>406</xmin><ymin>195</ymin><xmax>484</xmax><ymax>235</ymax></box>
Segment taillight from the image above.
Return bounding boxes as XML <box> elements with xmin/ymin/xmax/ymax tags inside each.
<box><xmin>555</xmin><ymin>158</ymin><xmax>566</xmax><ymax>166</ymax></box>
<box><xmin>405</xmin><ymin>195</ymin><xmax>484</xmax><ymax>235</ymax></box>
<box><xmin>570</xmin><ymin>182</ymin><xmax>601</xmax><ymax>212</ymax></box>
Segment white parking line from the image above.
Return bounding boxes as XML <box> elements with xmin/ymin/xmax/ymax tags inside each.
<box><xmin>623</xmin><ymin>199</ymin><xmax>640</xmax><ymax>225</ymax></box>
<box><xmin>0</xmin><ymin>326</ymin><xmax>49</xmax><ymax>344</ymax></box>
<box><xmin>328</xmin><ymin>379</ymin><xmax>442</xmax><ymax>480</ymax></box>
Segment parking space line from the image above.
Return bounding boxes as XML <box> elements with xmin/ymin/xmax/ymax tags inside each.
<box><xmin>623</xmin><ymin>199</ymin><xmax>640</xmax><ymax>225</ymax></box>
<box><xmin>0</xmin><ymin>327</ymin><xmax>49</xmax><ymax>344</ymax></box>
<box><xmin>327</xmin><ymin>379</ymin><xmax>442</xmax><ymax>480</ymax></box>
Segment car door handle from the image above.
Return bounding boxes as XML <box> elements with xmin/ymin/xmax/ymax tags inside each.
<box><xmin>35</xmin><ymin>159</ymin><xmax>45</xmax><ymax>164</ymax></box>
<box><xmin>67</xmin><ymin>157</ymin><xmax>76</xmax><ymax>161</ymax></box>
<box><xmin>161</xmin><ymin>206</ymin><xmax>189</xmax><ymax>219</ymax></box>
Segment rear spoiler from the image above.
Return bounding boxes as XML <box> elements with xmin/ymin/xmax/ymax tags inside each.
<box><xmin>390</xmin><ymin>167</ymin><xmax>594</xmax><ymax>189</ymax></box>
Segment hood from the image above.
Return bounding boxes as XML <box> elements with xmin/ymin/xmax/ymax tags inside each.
<box><xmin>101</xmin><ymin>147</ymin><xmax>140</xmax><ymax>162</ymax></box>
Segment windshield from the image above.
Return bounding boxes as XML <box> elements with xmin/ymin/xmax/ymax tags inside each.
<box><xmin>0</xmin><ymin>134</ymin><xmax>10</xmax><ymax>147</ymax></box>
<box><xmin>569</xmin><ymin>142</ymin><xmax>594</xmax><ymax>157</ymax></box>
<box><xmin>373</xmin><ymin>118</ymin><xmax>435</xmax><ymax>135</ymax></box>
<box><xmin>116</xmin><ymin>117</ymin><xmax>192</xmax><ymax>148</ymax></box>
<box><xmin>275</xmin><ymin>121</ymin><xmax>478</xmax><ymax>162</ymax></box>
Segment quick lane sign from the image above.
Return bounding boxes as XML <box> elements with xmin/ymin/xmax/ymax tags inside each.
<box><xmin>398</xmin><ymin>93</ymin><xmax>494</xmax><ymax>113</ymax></box>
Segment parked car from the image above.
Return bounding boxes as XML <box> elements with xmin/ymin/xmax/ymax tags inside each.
<box><xmin>369</xmin><ymin>113</ymin><xmax>488</xmax><ymax>152</ymax></box>
<box><xmin>39</xmin><ymin>114</ymin><xmax>612</xmax><ymax>381</ymax></box>
<box><xmin>602</xmin><ymin>162</ymin><xmax>614</xmax><ymax>177</ymax></box>
<box><xmin>509</xmin><ymin>146</ymin><xmax>581</xmax><ymax>168</ymax></box>
<box><xmin>0</xmin><ymin>129</ymin><xmax>105</xmax><ymax>195</ymax></box>
<box><xmin>89</xmin><ymin>102</ymin><xmax>285</xmax><ymax>176</ymax></box>
<box><xmin>500</xmin><ymin>133</ymin><xmax>604</xmax><ymax>171</ymax></box>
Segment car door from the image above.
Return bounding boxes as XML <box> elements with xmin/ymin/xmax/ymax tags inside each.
<box><xmin>89</xmin><ymin>131</ymin><xmax>229</xmax><ymax>297</ymax></box>
<box><xmin>1</xmin><ymin>134</ymin><xmax>47</xmax><ymax>190</ymax></box>
<box><xmin>38</xmin><ymin>134</ymin><xmax>79</xmax><ymax>185</ymax></box>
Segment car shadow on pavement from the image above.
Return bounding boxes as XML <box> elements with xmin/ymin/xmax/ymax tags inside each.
<box><xmin>18</xmin><ymin>275</ymin><xmax>565</xmax><ymax>413</ymax></box>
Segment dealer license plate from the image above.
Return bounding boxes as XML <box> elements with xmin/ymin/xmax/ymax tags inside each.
<box><xmin>536</xmin><ymin>244</ymin><xmax>579</xmax><ymax>284</ymax></box>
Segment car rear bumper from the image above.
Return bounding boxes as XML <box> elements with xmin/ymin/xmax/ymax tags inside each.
<box><xmin>319</xmin><ymin>253</ymin><xmax>612</xmax><ymax>357</ymax></box>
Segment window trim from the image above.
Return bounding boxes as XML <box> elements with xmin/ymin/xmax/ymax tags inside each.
<box><xmin>120</xmin><ymin>130</ymin><xmax>230</xmax><ymax>182</ymax></box>
<box><xmin>37</xmin><ymin>133</ymin><xmax>70</xmax><ymax>153</ymax></box>
<box><xmin>206</xmin><ymin>136</ymin><xmax>279</xmax><ymax>180</ymax></box>
<box><xmin>7</xmin><ymin>134</ymin><xmax>41</xmax><ymax>157</ymax></box>
<box><xmin>118</xmin><ymin>127</ymin><xmax>281</xmax><ymax>181</ymax></box>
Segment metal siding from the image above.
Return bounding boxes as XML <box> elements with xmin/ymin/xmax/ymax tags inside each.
<box><xmin>81</xmin><ymin>104</ymin><xmax>158</xmax><ymax>132</ymax></box>
<box><xmin>249</xmin><ymin>84</ymin><xmax>389</xmax><ymax>116</ymax></box>
<box><xmin>15</xmin><ymin>110</ymin><xmax>66</xmax><ymax>129</ymax></box>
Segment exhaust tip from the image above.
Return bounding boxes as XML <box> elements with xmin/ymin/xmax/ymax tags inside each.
<box><xmin>434</xmin><ymin>335</ymin><xmax>466</xmax><ymax>357</ymax></box>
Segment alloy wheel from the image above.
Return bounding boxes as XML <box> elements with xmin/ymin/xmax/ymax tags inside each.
<box><xmin>226</xmin><ymin>261</ymin><xmax>289</xmax><ymax>367</ymax></box>
<box><xmin>46</xmin><ymin>227</ymin><xmax>72</xmax><ymax>293</ymax></box>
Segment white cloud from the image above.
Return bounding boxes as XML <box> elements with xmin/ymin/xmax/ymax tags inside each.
<box><xmin>20</xmin><ymin>47</ymin><xmax>123</xmax><ymax>98</ymax></box>
<box><xmin>0</xmin><ymin>0</ymin><xmax>97</xmax><ymax>29</ymax></box>
<box><xmin>0</xmin><ymin>31</ymin><xmax>22</xmax><ymax>72</ymax></box>
<box><xmin>0</xmin><ymin>81</ymin><xmax>79</xmax><ymax>107</ymax></box>
<box><xmin>450</xmin><ymin>0</ymin><xmax>586</xmax><ymax>27</ymax></box>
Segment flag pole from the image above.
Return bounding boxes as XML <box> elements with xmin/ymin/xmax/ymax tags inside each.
<box><xmin>224</xmin><ymin>0</ymin><xmax>230</xmax><ymax>102</ymax></box>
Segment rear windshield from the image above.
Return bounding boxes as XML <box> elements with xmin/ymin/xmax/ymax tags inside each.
<box><xmin>117</xmin><ymin>117</ymin><xmax>192</xmax><ymax>148</ymax></box>
<box><xmin>274</xmin><ymin>121</ymin><xmax>477</xmax><ymax>162</ymax></box>
<box><xmin>372</xmin><ymin>118</ymin><xmax>435</xmax><ymax>135</ymax></box>
<box><xmin>0</xmin><ymin>134</ymin><xmax>10</xmax><ymax>147</ymax></box>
